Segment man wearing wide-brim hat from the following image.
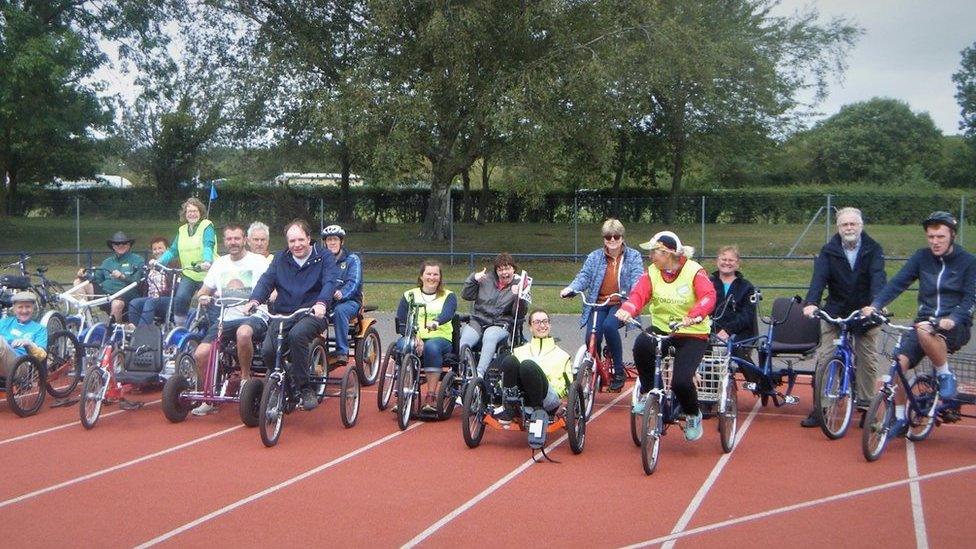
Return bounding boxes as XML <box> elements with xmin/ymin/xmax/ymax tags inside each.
<box><xmin>72</xmin><ymin>231</ymin><xmax>145</xmax><ymax>323</ymax></box>
<box><xmin>0</xmin><ymin>291</ymin><xmax>47</xmax><ymax>377</ymax></box>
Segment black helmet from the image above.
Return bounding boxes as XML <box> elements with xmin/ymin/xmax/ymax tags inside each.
<box><xmin>922</xmin><ymin>211</ymin><xmax>958</xmax><ymax>232</ymax></box>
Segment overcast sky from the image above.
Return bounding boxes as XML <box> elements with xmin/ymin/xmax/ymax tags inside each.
<box><xmin>776</xmin><ymin>0</ymin><xmax>976</xmax><ymax>134</ymax></box>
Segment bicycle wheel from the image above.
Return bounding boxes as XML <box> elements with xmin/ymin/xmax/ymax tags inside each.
<box><xmin>377</xmin><ymin>342</ymin><xmax>398</xmax><ymax>411</ymax></box>
<box><xmin>354</xmin><ymin>325</ymin><xmax>382</xmax><ymax>386</ymax></box>
<box><xmin>6</xmin><ymin>357</ymin><xmax>46</xmax><ymax>417</ymax></box>
<box><xmin>43</xmin><ymin>311</ymin><xmax>66</xmax><ymax>335</ymax></box>
<box><xmin>161</xmin><ymin>373</ymin><xmax>193</xmax><ymax>423</ymax></box>
<box><xmin>436</xmin><ymin>371</ymin><xmax>458</xmax><ymax>419</ymax></box>
<box><xmin>174</xmin><ymin>351</ymin><xmax>199</xmax><ymax>390</ymax></box>
<box><xmin>815</xmin><ymin>358</ymin><xmax>854</xmax><ymax>440</ymax></box>
<box><xmin>79</xmin><ymin>368</ymin><xmax>107</xmax><ymax>429</ymax></box>
<box><xmin>567</xmin><ymin>380</ymin><xmax>586</xmax><ymax>454</ymax></box>
<box><xmin>907</xmin><ymin>375</ymin><xmax>938</xmax><ymax>442</ymax></box>
<box><xmin>629</xmin><ymin>379</ymin><xmax>642</xmax><ymax>446</ymax></box>
<box><xmin>45</xmin><ymin>329</ymin><xmax>82</xmax><ymax>399</ymax></box>
<box><xmin>45</xmin><ymin>281</ymin><xmax>70</xmax><ymax>315</ymax></box>
<box><xmin>461</xmin><ymin>378</ymin><xmax>487</xmax><ymax>448</ymax></box>
<box><xmin>641</xmin><ymin>396</ymin><xmax>663</xmax><ymax>475</ymax></box>
<box><xmin>719</xmin><ymin>377</ymin><xmax>738</xmax><ymax>453</ymax></box>
<box><xmin>239</xmin><ymin>378</ymin><xmax>264</xmax><ymax>427</ymax></box>
<box><xmin>396</xmin><ymin>354</ymin><xmax>419</xmax><ymax>430</ymax></box>
<box><xmin>259</xmin><ymin>375</ymin><xmax>286</xmax><ymax>447</ymax></box>
<box><xmin>862</xmin><ymin>391</ymin><xmax>894</xmax><ymax>462</ymax></box>
<box><xmin>340</xmin><ymin>367</ymin><xmax>361</xmax><ymax>428</ymax></box>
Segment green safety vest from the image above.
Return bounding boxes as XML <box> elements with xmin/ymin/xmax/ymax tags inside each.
<box><xmin>404</xmin><ymin>288</ymin><xmax>454</xmax><ymax>341</ymax></box>
<box><xmin>512</xmin><ymin>337</ymin><xmax>572</xmax><ymax>398</ymax></box>
<box><xmin>177</xmin><ymin>219</ymin><xmax>217</xmax><ymax>282</ymax></box>
<box><xmin>648</xmin><ymin>259</ymin><xmax>712</xmax><ymax>336</ymax></box>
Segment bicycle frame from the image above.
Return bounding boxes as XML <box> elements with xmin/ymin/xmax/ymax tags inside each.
<box><xmin>814</xmin><ymin>309</ymin><xmax>861</xmax><ymax>405</ymax></box>
<box><xmin>191</xmin><ymin>297</ymin><xmax>251</xmax><ymax>405</ymax></box>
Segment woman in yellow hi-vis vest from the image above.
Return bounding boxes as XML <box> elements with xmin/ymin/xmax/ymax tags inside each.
<box><xmin>395</xmin><ymin>260</ymin><xmax>458</xmax><ymax>413</ymax></box>
<box><xmin>616</xmin><ymin>231</ymin><xmax>716</xmax><ymax>442</ymax></box>
<box><xmin>153</xmin><ymin>197</ymin><xmax>218</xmax><ymax>325</ymax></box>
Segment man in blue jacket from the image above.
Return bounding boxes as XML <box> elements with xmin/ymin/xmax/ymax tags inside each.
<box><xmin>246</xmin><ymin>219</ymin><xmax>340</xmax><ymax>410</ymax></box>
<box><xmin>321</xmin><ymin>224</ymin><xmax>362</xmax><ymax>366</ymax></box>
<box><xmin>801</xmin><ymin>207</ymin><xmax>886</xmax><ymax>427</ymax></box>
<box><xmin>863</xmin><ymin>211</ymin><xmax>976</xmax><ymax>435</ymax></box>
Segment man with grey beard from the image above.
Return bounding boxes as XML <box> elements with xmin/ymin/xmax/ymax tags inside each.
<box><xmin>800</xmin><ymin>207</ymin><xmax>886</xmax><ymax>427</ymax></box>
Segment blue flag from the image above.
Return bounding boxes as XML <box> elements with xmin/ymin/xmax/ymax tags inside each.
<box><xmin>209</xmin><ymin>182</ymin><xmax>218</xmax><ymax>201</ymax></box>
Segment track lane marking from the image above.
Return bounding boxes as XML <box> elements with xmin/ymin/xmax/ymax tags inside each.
<box><xmin>0</xmin><ymin>399</ymin><xmax>162</xmax><ymax>446</ymax></box>
<box><xmin>660</xmin><ymin>399</ymin><xmax>762</xmax><ymax>549</ymax></box>
<box><xmin>620</xmin><ymin>462</ymin><xmax>976</xmax><ymax>548</ymax></box>
<box><xmin>402</xmin><ymin>390</ymin><xmax>633</xmax><ymax>549</ymax></box>
<box><xmin>134</xmin><ymin>422</ymin><xmax>423</xmax><ymax>548</ymax></box>
<box><xmin>906</xmin><ymin>441</ymin><xmax>929</xmax><ymax>549</ymax></box>
<box><xmin>0</xmin><ymin>424</ymin><xmax>242</xmax><ymax>509</ymax></box>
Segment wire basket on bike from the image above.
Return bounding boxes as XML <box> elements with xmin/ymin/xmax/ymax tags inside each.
<box><xmin>917</xmin><ymin>353</ymin><xmax>976</xmax><ymax>397</ymax></box>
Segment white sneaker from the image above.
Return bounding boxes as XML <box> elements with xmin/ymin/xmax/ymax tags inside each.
<box><xmin>191</xmin><ymin>403</ymin><xmax>218</xmax><ymax>416</ymax></box>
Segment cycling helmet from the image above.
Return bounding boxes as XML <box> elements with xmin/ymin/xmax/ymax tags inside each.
<box><xmin>321</xmin><ymin>224</ymin><xmax>346</xmax><ymax>239</ymax></box>
<box><xmin>922</xmin><ymin>211</ymin><xmax>958</xmax><ymax>232</ymax></box>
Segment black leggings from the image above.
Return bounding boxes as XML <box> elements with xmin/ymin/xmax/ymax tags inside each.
<box><xmin>633</xmin><ymin>331</ymin><xmax>707</xmax><ymax>416</ymax></box>
<box><xmin>499</xmin><ymin>355</ymin><xmax>549</xmax><ymax>408</ymax></box>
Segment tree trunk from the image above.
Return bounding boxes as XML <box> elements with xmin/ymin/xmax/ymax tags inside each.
<box><xmin>338</xmin><ymin>145</ymin><xmax>353</xmax><ymax>222</ymax></box>
<box><xmin>420</xmin><ymin>163</ymin><xmax>453</xmax><ymax>240</ymax></box>
<box><xmin>666</xmin><ymin>101</ymin><xmax>687</xmax><ymax>224</ymax></box>
<box><xmin>612</xmin><ymin>130</ymin><xmax>628</xmax><ymax>218</ymax></box>
<box><xmin>478</xmin><ymin>157</ymin><xmax>490</xmax><ymax>225</ymax></box>
<box><xmin>461</xmin><ymin>168</ymin><xmax>472</xmax><ymax>222</ymax></box>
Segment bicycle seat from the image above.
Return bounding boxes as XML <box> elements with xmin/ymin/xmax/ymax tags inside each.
<box><xmin>0</xmin><ymin>274</ymin><xmax>31</xmax><ymax>290</ymax></box>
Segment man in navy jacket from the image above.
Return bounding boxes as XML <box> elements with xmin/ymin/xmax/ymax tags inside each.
<box><xmin>801</xmin><ymin>207</ymin><xmax>886</xmax><ymax>427</ymax></box>
<box><xmin>247</xmin><ymin>219</ymin><xmax>340</xmax><ymax>410</ymax></box>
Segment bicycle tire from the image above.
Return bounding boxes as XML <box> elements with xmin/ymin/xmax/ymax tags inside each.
<box><xmin>815</xmin><ymin>358</ymin><xmax>854</xmax><ymax>440</ymax></box>
<box><xmin>567</xmin><ymin>380</ymin><xmax>586</xmax><ymax>454</ymax></box>
<box><xmin>6</xmin><ymin>357</ymin><xmax>46</xmax><ymax>417</ymax></box>
<box><xmin>354</xmin><ymin>325</ymin><xmax>381</xmax><ymax>386</ymax></box>
<box><xmin>436</xmin><ymin>371</ymin><xmax>458</xmax><ymax>420</ymax></box>
<box><xmin>641</xmin><ymin>395</ymin><xmax>662</xmax><ymax>475</ymax></box>
<box><xmin>161</xmin><ymin>374</ymin><xmax>192</xmax><ymax>423</ymax></box>
<box><xmin>259</xmin><ymin>375</ymin><xmax>285</xmax><ymax>447</ymax></box>
<box><xmin>45</xmin><ymin>330</ymin><xmax>82</xmax><ymax>399</ymax></box>
<box><xmin>719</xmin><ymin>377</ymin><xmax>738</xmax><ymax>453</ymax></box>
<box><xmin>239</xmin><ymin>378</ymin><xmax>264</xmax><ymax>427</ymax></box>
<box><xmin>862</xmin><ymin>391</ymin><xmax>894</xmax><ymax>462</ymax></box>
<box><xmin>396</xmin><ymin>354</ymin><xmax>419</xmax><ymax>430</ymax></box>
<box><xmin>907</xmin><ymin>375</ymin><xmax>938</xmax><ymax>442</ymax></box>
<box><xmin>79</xmin><ymin>368</ymin><xmax>107</xmax><ymax>429</ymax></box>
<box><xmin>461</xmin><ymin>377</ymin><xmax>487</xmax><ymax>448</ymax></box>
<box><xmin>377</xmin><ymin>342</ymin><xmax>398</xmax><ymax>411</ymax></box>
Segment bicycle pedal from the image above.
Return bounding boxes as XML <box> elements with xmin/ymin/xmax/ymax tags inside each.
<box><xmin>742</xmin><ymin>382</ymin><xmax>757</xmax><ymax>391</ymax></box>
<box><xmin>782</xmin><ymin>395</ymin><xmax>799</xmax><ymax>405</ymax></box>
<box><xmin>526</xmin><ymin>408</ymin><xmax>548</xmax><ymax>449</ymax></box>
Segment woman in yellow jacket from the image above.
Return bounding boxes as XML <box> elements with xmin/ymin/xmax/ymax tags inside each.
<box><xmin>153</xmin><ymin>197</ymin><xmax>218</xmax><ymax>325</ymax></box>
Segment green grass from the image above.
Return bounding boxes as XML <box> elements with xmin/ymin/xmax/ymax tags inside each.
<box><xmin>1</xmin><ymin>219</ymin><xmax>944</xmax><ymax>317</ymax></box>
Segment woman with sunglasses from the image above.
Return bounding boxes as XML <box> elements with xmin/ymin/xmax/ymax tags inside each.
<box><xmin>560</xmin><ymin>219</ymin><xmax>643</xmax><ymax>391</ymax></box>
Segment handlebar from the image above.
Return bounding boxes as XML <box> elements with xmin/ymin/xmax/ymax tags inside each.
<box><xmin>813</xmin><ymin>309</ymin><xmax>863</xmax><ymax>325</ymax></box>
<box><xmin>212</xmin><ymin>296</ymin><xmax>250</xmax><ymax>308</ymax></box>
<box><xmin>562</xmin><ymin>290</ymin><xmax>626</xmax><ymax>308</ymax></box>
<box><xmin>264</xmin><ymin>307</ymin><xmax>312</xmax><ymax>321</ymax></box>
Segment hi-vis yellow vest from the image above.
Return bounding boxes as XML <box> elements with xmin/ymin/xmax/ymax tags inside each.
<box><xmin>648</xmin><ymin>259</ymin><xmax>711</xmax><ymax>336</ymax></box>
<box><xmin>404</xmin><ymin>288</ymin><xmax>454</xmax><ymax>341</ymax></box>
<box><xmin>177</xmin><ymin>219</ymin><xmax>217</xmax><ymax>282</ymax></box>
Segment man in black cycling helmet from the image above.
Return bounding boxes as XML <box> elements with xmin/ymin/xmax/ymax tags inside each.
<box><xmin>863</xmin><ymin>211</ymin><xmax>976</xmax><ymax>435</ymax></box>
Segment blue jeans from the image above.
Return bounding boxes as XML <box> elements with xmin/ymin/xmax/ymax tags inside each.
<box><xmin>128</xmin><ymin>296</ymin><xmax>172</xmax><ymax>326</ymax></box>
<box><xmin>421</xmin><ymin>337</ymin><xmax>452</xmax><ymax>372</ymax></box>
<box><xmin>172</xmin><ymin>277</ymin><xmax>202</xmax><ymax>321</ymax></box>
<box><xmin>331</xmin><ymin>300</ymin><xmax>361</xmax><ymax>356</ymax></box>
<box><xmin>593</xmin><ymin>305</ymin><xmax>624</xmax><ymax>376</ymax></box>
<box><xmin>459</xmin><ymin>324</ymin><xmax>510</xmax><ymax>376</ymax></box>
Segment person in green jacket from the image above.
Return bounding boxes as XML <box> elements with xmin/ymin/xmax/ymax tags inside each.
<box><xmin>152</xmin><ymin>197</ymin><xmax>217</xmax><ymax>325</ymax></box>
<box><xmin>494</xmin><ymin>308</ymin><xmax>573</xmax><ymax>423</ymax></box>
<box><xmin>73</xmin><ymin>231</ymin><xmax>146</xmax><ymax>323</ymax></box>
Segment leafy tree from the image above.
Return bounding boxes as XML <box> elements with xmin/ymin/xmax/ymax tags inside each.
<box><xmin>805</xmin><ymin>97</ymin><xmax>943</xmax><ymax>183</ymax></box>
<box><xmin>953</xmin><ymin>42</ymin><xmax>976</xmax><ymax>139</ymax></box>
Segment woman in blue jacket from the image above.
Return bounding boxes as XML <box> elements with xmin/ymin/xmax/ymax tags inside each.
<box><xmin>560</xmin><ymin>219</ymin><xmax>643</xmax><ymax>391</ymax></box>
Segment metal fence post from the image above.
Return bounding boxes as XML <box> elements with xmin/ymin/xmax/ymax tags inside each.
<box><xmin>468</xmin><ymin>252</ymin><xmax>475</xmax><ymax>272</ymax></box>
<box><xmin>75</xmin><ymin>196</ymin><xmax>81</xmax><ymax>268</ymax></box>
<box><xmin>700</xmin><ymin>195</ymin><xmax>705</xmax><ymax>255</ymax></box>
<box><xmin>449</xmin><ymin>193</ymin><xmax>455</xmax><ymax>266</ymax></box>
<box><xmin>961</xmin><ymin>194</ymin><xmax>967</xmax><ymax>245</ymax></box>
<box><xmin>319</xmin><ymin>198</ymin><xmax>324</xmax><ymax>232</ymax></box>
<box><xmin>573</xmin><ymin>191</ymin><xmax>579</xmax><ymax>263</ymax></box>
<box><xmin>825</xmin><ymin>194</ymin><xmax>832</xmax><ymax>243</ymax></box>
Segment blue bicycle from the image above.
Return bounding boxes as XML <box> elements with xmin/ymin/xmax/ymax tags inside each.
<box><xmin>811</xmin><ymin>309</ymin><xmax>870</xmax><ymax>440</ymax></box>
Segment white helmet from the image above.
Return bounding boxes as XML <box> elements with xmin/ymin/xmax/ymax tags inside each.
<box><xmin>321</xmin><ymin>224</ymin><xmax>346</xmax><ymax>239</ymax></box>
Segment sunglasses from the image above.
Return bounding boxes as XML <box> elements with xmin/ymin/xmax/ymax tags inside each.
<box><xmin>603</xmin><ymin>234</ymin><xmax>622</xmax><ymax>241</ymax></box>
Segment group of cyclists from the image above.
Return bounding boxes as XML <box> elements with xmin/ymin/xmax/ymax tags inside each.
<box><xmin>2</xmin><ymin>197</ymin><xmax>973</xmax><ymax>448</ymax></box>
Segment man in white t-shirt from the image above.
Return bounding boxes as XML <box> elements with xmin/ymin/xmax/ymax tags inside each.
<box><xmin>191</xmin><ymin>223</ymin><xmax>270</xmax><ymax>416</ymax></box>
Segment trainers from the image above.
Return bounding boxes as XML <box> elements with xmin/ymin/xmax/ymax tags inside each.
<box><xmin>300</xmin><ymin>387</ymin><xmax>319</xmax><ymax>411</ymax></box>
<box><xmin>632</xmin><ymin>393</ymin><xmax>648</xmax><ymax>415</ymax></box>
<box><xmin>937</xmin><ymin>372</ymin><xmax>958</xmax><ymax>400</ymax></box>
<box><xmin>422</xmin><ymin>395</ymin><xmax>437</xmax><ymax>414</ymax></box>
<box><xmin>800</xmin><ymin>411</ymin><xmax>818</xmax><ymax>428</ymax></box>
<box><xmin>609</xmin><ymin>372</ymin><xmax>625</xmax><ymax>392</ymax></box>
<box><xmin>683</xmin><ymin>411</ymin><xmax>703</xmax><ymax>441</ymax></box>
<box><xmin>888</xmin><ymin>417</ymin><xmax>909</xmax><ymax>438</ymax></box>
<box><xmin>494</xmin><ymin>407</ymin><xmax>514</xmax><ymax>424</ymax></box>
<box><xmin>191</xmin><ymin>403</ymin><xmax>218</xmax><ymax>416</ymax></box>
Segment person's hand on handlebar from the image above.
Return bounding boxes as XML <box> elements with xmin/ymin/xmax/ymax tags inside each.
<box><xmin>680</xmin><ymin>315</ymin><xmax>702</xmax><ymax>327</ymax></box>
<box><xmin>110</xmin><ymin>269</ymin><xmax>124</xmax><ymax>280</ymax></box>
<box><xmin>802</xmin><ymin>304</ymin><xmax>819</xmax><ymax>318</ymax></box>
<box><xmin>859</xmin><ymin>305</ymin><xmax>877</xmax><ymax>319</ymax></box>
<box><xmin>426</xmin><ymin>321</ymin><xmax>439</xmax><ymax>331</ymax></box>
<box><xmin>560</xmin><ymin>287</ymin><xmax>575</xmax><ymax>298</ymax></box>
<box><xmin>312</xmin><ymin>302</ymin><xmax>327</xmax><ymax>318</ymax></box>
<box><xmin>614</xmin><ymin>309</ymin><xmax>632</xmax><ymax>323</ymax></box>
<box><xmin>198</xmin><ymin>294</ymin><xmax>213</xmax><ymax>306</ymax></box>
<box><xmin>716</xmin><ymin>329</ymin><xmax>729</xmax><ymax>340</ymax></box>
<box><xmin>242</xmin><ymin>300</ymin><xmax>259</xmax><ymax>315</ymax></box>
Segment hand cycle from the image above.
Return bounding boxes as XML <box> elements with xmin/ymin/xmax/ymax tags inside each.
<box><xmin>862</xmin><ymin>315</ymin><xmax>976</xmax><ymax>461</ymax></box>
<box><xmin>563</xmin><ymin>290</ymin><xmax>629</xmax><ymax>421</ymax></box>
<box><xmin>0</xmin><ymin>254</ymin><xmax>70</xmax><ymax>330</ymax></box>
<box><xmin>632</xmin><ymin>319</ymin><xmax>738</xmax><ymax>475</ymax></box>
<box><xmin>257</xmin><ymin>307</ymin><xmax>361</xmax><ymax>447</ymax></box>
<box><xmin>809</xmin><ymin>308</ymin><xmax>869</xmax><ymax>440</ymax></box>
<box><xmin>161</xmin><ymin>297</ymin><xmax>253</xmax><ymax>423</ymax></box>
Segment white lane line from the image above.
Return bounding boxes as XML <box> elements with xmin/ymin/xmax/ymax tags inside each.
<box><xmin>620</xmin><ymin>462</ymin><xmax>976</xmax><ymax>548</ymax></box>
<box><xmin>0</xmin><ymin>425</ymin><xmax>241</xmax><ymax>510</ymax></box>
<box><xmin>402</xmin><ymin>390</ymin><xmax>633</xmax><ymax>549</ymax></box>
<box><xmin>135</xmin><ymin>422</ymin><xmax>423</xmax><ymax>548</ymax></box>
<box><xmin>660</xmin><ymin>399</ymin><xmax>762</xmax><ymax>549</ymax></box>
<box><xmin>0</xmin><ymin>399</ymin><xmax>162</xmax><ymax>446</ymax></box>
<box><xmin>906</xmin><ymin>441</ymin><xmax>929</xmax><ymax>549</ymax></box>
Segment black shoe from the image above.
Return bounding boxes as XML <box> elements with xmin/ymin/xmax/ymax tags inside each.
<box><xmin>609</xmin><ymin>373</ymin><xmax>625</xmax><ymax>392</ymax></box>
<box><xmin>494</xmin><ymin>407</ymin><xmax>514</xmax><ymax>424</ymax></box>
<box><xmin>300</xmin><ymin>387</ymin><xmax>319</xmax><ymax>411</ymax></box>
<box><xmin>800</xmin><ymin>411</ymin><xmax>818</xmax><ymax>428</ymax></box>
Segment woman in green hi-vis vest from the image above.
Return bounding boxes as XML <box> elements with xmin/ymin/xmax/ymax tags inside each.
<box><xmin>153</xmin><ymin>197</ymin><xmax>218</xmax><ymax>325</ymax></box>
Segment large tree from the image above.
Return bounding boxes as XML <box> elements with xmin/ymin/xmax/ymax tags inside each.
<box><xmin>953</xmin><ymin>41</ymin><xmax>976</xmax><ymax>140</ymax></box>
